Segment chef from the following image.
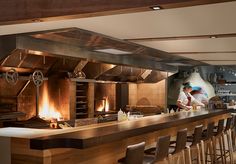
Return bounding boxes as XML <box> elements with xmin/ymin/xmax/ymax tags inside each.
<box><xmin>191</xmin><ymin>87</ymin><xmax>209</xmax><ymax>106</ymax></box>
<box><xmin>177</xmin><ymin>82</ymin><xmax>205</xmax><ymax>110</ymax></box>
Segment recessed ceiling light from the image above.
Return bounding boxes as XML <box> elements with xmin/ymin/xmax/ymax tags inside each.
<box><xmin>94</xmin><ymin>48</ymin><xmax>132</xmax><ymax>55</ymax></box>
<box><xmin>150</xmin><ymin>6</ymin><xmax>161</xmax><ymax>10</ymax></box>
<box><xmin>210</xmin><ymin>36</ymin><xmax>217</xmax><ymax>39</ymax></box>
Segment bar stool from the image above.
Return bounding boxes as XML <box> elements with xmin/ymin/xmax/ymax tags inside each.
<box><xmin>221</xmin><ymin>117</ymin><xmax>233</xmax><ymax>163</ymax></box>
<box><xmin>168</xmin><ymin>128</ymin><xmax>187</xmax><ymax>153</ymax></box>
<box><xmin>169</xmin><ymin>129</ymin><xmax>188</xmax><ymax>164</ymax></box>
<box><xmin>230</xmin><ymin>115</ymin><xmax>236</xmax><ymax>150</ymax></box>
<box><xmin>144</xmin><ymin>135</ymin><xmax>171</xmax><ymax>163</ymax></box>
<box><xmin>186</xmin><ymin>125</ymin><xmax>205</xmax><ymax>163</ymax></box>
<box><xmin>118</xmin><ymin>142</ymin><xmax>155</xmax><ymax>164</ymax></box>
<box><xmin>202</xmin><ymin>122</ymin><xmax>215</xmax><ymax>163</ymax></box>
<box><xmin>187</xmin><ymin>125</ymin><xmax>203</xmax><ymax>146</ymax></box>
<box><xmin>224</xmin><ymin>129</ymin><xmax>234</xmax><ymax>164</ymax></box>
<box><xmin>212</xmin><ymin>119</ymin><xmax>225</xmax><ymax>163</ymax></box>
<box><xmin>225</xmin><ymin>117</ymin><xmax>232</xmax><ymax>132</ymax></box>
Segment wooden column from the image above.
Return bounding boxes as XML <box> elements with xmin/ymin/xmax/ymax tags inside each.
<box><xmin>87</xmin><ymin>83</ymin><xmax>95</xmax><ymax>118</ymax></box>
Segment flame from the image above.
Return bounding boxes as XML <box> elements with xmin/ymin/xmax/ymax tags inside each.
<box><xmin>39</xmin><ymin>83</ymin><xmax>62</xmax><ymax>121</ymax></box>
<box><xmin>105</xmin><ymin>97</ymin><xmax>109</xmax><ymax>112</ymax></box>
<box><xmin>96</xmin><ymin>101</ymin><xmax>104</xmax><ymax>112</ymax></box>
<box><xmin>96</xmin><ymin>97</ymin><xmax>109</xmax><ymax>112</ymax></box>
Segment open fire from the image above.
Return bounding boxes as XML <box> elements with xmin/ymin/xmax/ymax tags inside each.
<box><xmin>39</xmin><ymin>82</ymin><xmax>63</xmax><ymax>121</ymax></box>
<box><xmin>96</xmin><ymin>97</ymin><xmax>110</xmax><ymax>112</ymax></box>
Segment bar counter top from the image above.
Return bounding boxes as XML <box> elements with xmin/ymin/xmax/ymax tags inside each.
<box><xmin>28</xmin><ymin>109</ymin><xmax>231</xmax><ymax>150</ymax></box>
<box><xmin>0</xmin><ymin>109</ymin><xmax>232</xmax><ymax>150</ymax></box>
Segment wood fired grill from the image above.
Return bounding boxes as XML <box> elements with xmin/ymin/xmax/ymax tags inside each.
<box><xmin>0</xmin><ymin>51</ymin><xmax>77</xmax><ymax>128</ymax></box>
<box><xmin>94</xmin><ymin>83</ymin><xmax>117</xmax><ymax>116</ymax></box>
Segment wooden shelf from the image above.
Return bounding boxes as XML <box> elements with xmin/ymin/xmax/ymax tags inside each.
<box><xmin>76</xmin><ymin>101</ymin><xmax>87</xmax><ymax>104</ymax></box>
<box><xmin>76</xmin><ymin>96</ymin><xmax>86</xmax><ymax>98</ymax></box>
<box><xmin>75</xmin><ymin>82</ymin><xmax>88</xmax><ymax>119</ymax></box>
<box><xmin>76</xmin><ymin>113</ymin><xmax>88</xmax><ymax>115</ymax></box>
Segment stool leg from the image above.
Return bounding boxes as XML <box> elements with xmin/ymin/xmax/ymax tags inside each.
<box><xmin>182</xmin><ymin>150</ymin><xmax>186</xmax><ymax>164</ymax></box>
<box><xmin>168</xmin><ymin>154</ymin><xmax>173</xmax><ymax>164</ymax></box>
<box><xmin>212</xmin><ymin>136</ymin><xmax>217</xmax><ymax>163</ymax></box>
<box><xmin>200</xmin><ymin>140</ymin><xmax>205</xmax><ymax>164</ymax></box>
<box><xmin>231</xmin><ymin>129</ymin><xmax>236</xmax><ymax>151</ymax></box>
<box><xmin>185</xmin><ymin>146</ymin><xmax>192</xmax><ymax>164</ymax></box>
<box><xmin>222</xmin><ymin>133</ymin><xmax>227</xmax><ymax>164</ymax></box>
<box><xmin>208</xmin><ymin>140</ymin><xmax>214</xmax><ymax>164</ymax></box>
<box><xmin>218</xmin><ymin>134</ymin><xmax>225</xmax><ymax>164</ymax></box>
<box><xmin>226</xmin><ymin>130</ymin><xmax>234</xmax><ymax>164</ymax></box>
<box><xmin>196</xmin><ymin>144</ymin><xmax>201</xmax><ymax>164</ymax></box>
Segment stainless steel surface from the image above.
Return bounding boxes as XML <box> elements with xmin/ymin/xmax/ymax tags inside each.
<box><xmin>16</xmin><ymin>35</ymin><xmax>178</xmax><ymax>73</ymax></box>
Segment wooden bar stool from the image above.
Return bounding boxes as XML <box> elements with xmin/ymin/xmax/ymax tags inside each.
<box><xmin>144</xmin><ymin>135</ymin><xmax>171</xmax><ymax>162</ymax></box>
<box><xmin>187</xmin><ymin>125</ymin><xmax>203</xmax><ymax>146</ymax></box>
<box><xmin>225</xmin><ymin>117</ymin><xmax>232</xmax><ymax>132</ymax></box>
<box><xmin>212</xmin><ymin>119</ymin><xmax>225</xmax><ymax>163</ymax></box>
<box><xmin>224</xmin><ymin>129</ymin><xmax>234</xmax><ymax>164</ymax></box>
<box><xmin>169</xmin><ymin>129</ymin><xmax>187</xmax><ymax>164</ymax></box>
<box><xmin>202</xmin><ymin>122</ymin><xmax>215</xmax><ymax>163</ymax></box>
<box><xmin>169</xmin><ymin>129</ymin><xmax>187</xmax><ymax>153</ymax></box>
<box><xmin>221</xmin><ymin>117</ymin><xmax>234</xmax><ymax>164</ymax></box>
<box><xmin>230</xmin><ymin>115</ymin><xmax>236</xmax><ymax>150</ymax></box>
<box><xmin>118</xmin><ymin>142</ymin><xmax>155</xmax><ymax>164</ymax></box>
<box><xmin>186</xmin><ymin>125</ymin><xmax>205</xmax><ymax>164</ymax></box>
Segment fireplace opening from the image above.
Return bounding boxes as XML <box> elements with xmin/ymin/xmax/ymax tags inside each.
<box><xmin>94</xmin><ymin>83</ymin><xmax>117</xmax><ymax>116</ymax></box>
<box><xmin>95</xmin><ymin>97</ymin><xmax>109</xmax><ymax>112</ymax></box>
<box><xmin>38</xmin><ymin>82</ymin><xmax>63</xmax><ymax>121</ymax></box>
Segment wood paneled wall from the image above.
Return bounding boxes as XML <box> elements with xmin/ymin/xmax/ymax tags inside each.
<box><xmin>129</xmin><ymin>80</ymin><xmax>167</xmax><ymax>108</ymax></box>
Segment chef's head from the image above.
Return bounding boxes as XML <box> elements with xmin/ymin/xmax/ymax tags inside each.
<box><xmin>183</xmin><ymin>82</ymin><xmax>192</xmax><ymax>93</ymax></box>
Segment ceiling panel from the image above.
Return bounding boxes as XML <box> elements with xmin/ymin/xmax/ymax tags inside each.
<box><xmin>174</xmin><ymin>53</ymin><xmax>236</xmax><ymax>61</ymax></box>
<box><xmin>203</xmin><ymin>61</ymin><xmax>236</xmax><ymax>65</ymax></box>
<box><xmin>0</xmin><ymin>1</ymin><xmax>236</xmax><ymax>38</ymax></box>
<box><xmin>132</xmin><ymin>37</ymin><xmax>236</xmax><ymax>52</ymax></box>
<box><xmin>1</xmin><ymin>1</ymin><xmax>236</xmax><ymax>66</ymax></box>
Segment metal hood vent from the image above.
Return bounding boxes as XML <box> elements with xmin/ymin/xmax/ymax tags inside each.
<box><xmin>80</xmin><ymin>62</ymin><xmax>170</xmax><ymax>83</ymax></box>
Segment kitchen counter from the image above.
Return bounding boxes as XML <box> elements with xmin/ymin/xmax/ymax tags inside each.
<box><xmin>0</xmin><ymin>109</ymin><xmax>231</xmax><ymax>164</ymax></box>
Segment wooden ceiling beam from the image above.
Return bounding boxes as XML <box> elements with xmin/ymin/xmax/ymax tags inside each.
<box><xmin>0</xmin><ymin>0</ymin><xmax>234</xmax><ymax>25</ymax></box>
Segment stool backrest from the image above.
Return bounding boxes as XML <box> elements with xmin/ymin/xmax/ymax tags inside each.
<box><xmin>232</xmin><ymin>115</ymin><xmax>236</xmax><ymax>129</ymax></box>
<box><xmin>125</xmin><ymin>142</ymin><xmax>145</xmax><ymax>164</ymax></box>
<box><xmin>206</xmin><ymin>122</ymin><xmax>215</xmax><ymax>139</ymax></box>
<box><xmin>216</xmin><ymin>119</ymin><xmax>224</xmax><ymax>135</ymax></box>
<box><xmin>192</xmin><ymin>125</ymin><xmax>203</xmax><ymax>145</ymax></box>
<box><xmin>155</xmin><ymin>135</ymin><xmax>171</xmax><ymax>161</ymax></box>
<box><xmin>175</xmin><ymin>128</ymin><xmax>187</xmax><ymax>153</ymax></box>
<box><xmin>225</xmin><ymin>117</ymin><xmax>232</xmax><ymax>131</ymax></box>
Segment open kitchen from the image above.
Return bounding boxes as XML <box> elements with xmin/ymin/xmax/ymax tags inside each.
<box><xmin>0</xmin><ymin>1</ymin><xmax>236</xmax><ymax>164</ymax></box>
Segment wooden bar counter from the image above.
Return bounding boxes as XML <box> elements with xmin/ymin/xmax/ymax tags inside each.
<box><xmin>0</xmin><ymin>109</ymin><xmax>232</xmax><ymax>164</ymax></box>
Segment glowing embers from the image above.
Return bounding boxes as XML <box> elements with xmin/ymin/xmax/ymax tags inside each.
<box><xmin>96</xmin><ymin>97</ymin><xmax>110</xmax><ymax>112</ymax></box>
<box><xmin>38</xmin><ymin>82</ymin><xmax>63</xmax><ymax>121</ymax></box>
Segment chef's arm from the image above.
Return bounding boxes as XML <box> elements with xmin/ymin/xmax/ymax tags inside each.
<box><xmin>177</xmin><ymin>100</ymin><xmax>191</xmax><ymax>109</ymax></box>
<box><xmin>192</xmin><ymin>97</ymin><xmax>205</xmax><ymax>107</ymax></box>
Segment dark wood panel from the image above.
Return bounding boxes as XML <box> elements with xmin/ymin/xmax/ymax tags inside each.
<box><xmin>0</xmin><ymin>0</ymin><xmax>234</xmax><ymax>25</ymax></box>
<box><xmin>30</xmin><ymin>109</ymin><xmax>231</xmax><ymax>150</ymax></box>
